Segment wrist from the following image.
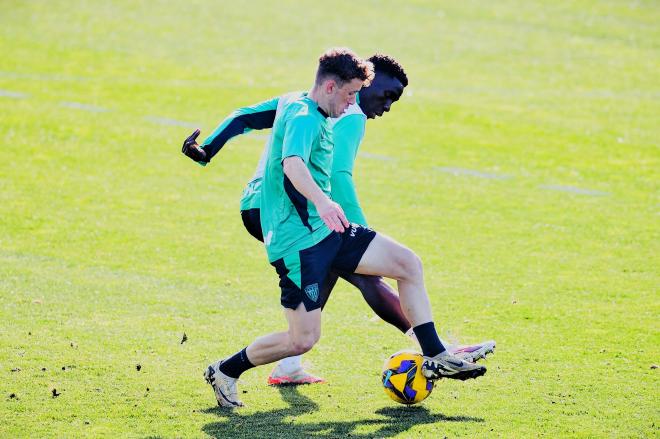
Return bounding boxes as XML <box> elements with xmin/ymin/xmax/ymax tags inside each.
<box><xmin>311</xmin><ymin>192</ymin><xmax>330</xmax><ymax>208</ymax></box>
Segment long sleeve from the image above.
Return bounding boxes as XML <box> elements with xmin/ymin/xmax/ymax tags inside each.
<box><xmin>331</xmin><ymin>170</ymin><xmax>367</xmax><ymax>226</ymax></box>
<box><xmin>330</xmin><ymin>113</ymin><xmax>368</xmax><ymax>226</ymax></box>
<box><xmin>199</xmin><ymin>97</ymin><xmax>279</xmax><ymax>164</ymax></box>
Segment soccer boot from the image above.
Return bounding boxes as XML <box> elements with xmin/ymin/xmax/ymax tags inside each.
<box><xmin>422</xmin><ymin>351</ymin><xmax>487</xmax><ymax>381</ymax></box>
<box><xmin>449</xmin><ymin>340</ymin><xmax>496</xmax><ymax>363</ymax></box>
<box><xmin>267</xmin><ymin>363</ymin><xmax>326</xmax><ymax>386</ymax></box>
<box><xmin>204</xmin><ymin>360</ymin><xmax>244</xmax><ymax>408</ymax></box>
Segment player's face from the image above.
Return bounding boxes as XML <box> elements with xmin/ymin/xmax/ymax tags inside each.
<box><xmin>328</xmin><ymin>78</ymin><xmax>364</xmax><ymax>118</ymax></box>
<box><xmin>359</xmin><ymin>73</ymin><xmax>405</xmax><ymax>119</ymax></box>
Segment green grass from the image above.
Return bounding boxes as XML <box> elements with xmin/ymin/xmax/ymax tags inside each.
<box><xmin>1</xmin><ymin>0</ymin><xmax>658</xmax><ymax>437</ymax></box>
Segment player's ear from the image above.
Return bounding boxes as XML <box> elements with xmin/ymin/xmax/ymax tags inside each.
<box><xmin>324</xmin><ymin>79</ymin><xmax>336</xmax><ymax>95</ymax></box>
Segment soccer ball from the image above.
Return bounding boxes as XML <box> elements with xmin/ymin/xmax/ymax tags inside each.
<box><xmin>382</xmin><ymin>350</ymin><xmax>434</xmax><ymax>405</ymax></box>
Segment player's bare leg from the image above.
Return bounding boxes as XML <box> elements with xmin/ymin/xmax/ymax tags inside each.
<box><xmin>261</xmin><ymin>305</ymin><xmax>325</xmax><ymax>385</ymax></box>
<box><xmin>266</xmin><ymin>279</ymin><xmax>344</xmax><ymax>386</ymax></box>
<box><xmin>339</xmin><ymin>272</ymin><xmax>496</xmax><ymax>362</ymax></box>
<box><xmin>354</xmin><ymin>233</ymin><xmax>433</xmax><ymax>326</ymax></box>
<box><xmin>206</xmin><ymin>304</ymin><xmax>322</xmax><ymax>406</ymax></box>
<box><xmin>354</xmin><ymin>233</ymin><xmax>487</xmax><ymax>381</ymax></box>
<box><xmin>245</xmin><ymin>304</ymin><xmax>321</xmax><ymax>365</ymax></box>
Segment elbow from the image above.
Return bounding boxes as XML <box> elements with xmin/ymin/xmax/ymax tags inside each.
<box><xmin>282</xmin><ymin>156</ymin><xmax>302</xmax><ymax>177</ymax></box>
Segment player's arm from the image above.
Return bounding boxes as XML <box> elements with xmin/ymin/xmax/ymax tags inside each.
<box><xmin>282</xmin><ymin>157</ymin><xmax>348</xmax><ymax>233</ymax></box>
<box><xmin>181</xmin><ymin>97</ymin><xmax>279</xmax><ymax>166</ymax></box>
<box><xmin>281</xmin><ymin>112</ymin><xmax>348</xmax><ymax>233</ymax></box>
<box><xmin>330</xmin><ymin>114</ymin><xmax>368</xmax><ymax>225</ymax></box>
<box><xmin>332</xmin><ymin>172</ymin><xmax>367</xmax><ymax>226</ymax></box>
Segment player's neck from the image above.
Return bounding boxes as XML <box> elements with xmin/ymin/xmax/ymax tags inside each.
<box><xmin>309</xmin><ymin>87</ymin><xmax>331</xmax><ymax>116</ymax></box>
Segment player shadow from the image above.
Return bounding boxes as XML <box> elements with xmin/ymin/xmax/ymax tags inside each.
<box><xmin>201</xmin><ymin>386</ymin><xmax>483</xmax><ymax>438</ymax></box>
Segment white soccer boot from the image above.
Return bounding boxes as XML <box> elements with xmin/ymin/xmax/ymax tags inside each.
<box><xmin>204</xmin><ymin>360</ymin><xmax>244</xmax><ymax>408</ymax></box>
<box><xmin>448</xmin><ymin>340</ymin><xmax>496</xmax><ymax>363</ymax></box>
<box><xmin>422</xmin><ymin>351</ymin><xmax>487</xmax><ymax>381</ymax></box>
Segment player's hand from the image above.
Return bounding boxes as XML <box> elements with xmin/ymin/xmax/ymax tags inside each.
<box><xmin>316</xmin><ymin>197</ymin><xmax>350</xmax><ymax>233</ymax></box>
<box><xmin>181</xmin><ymin>128</ymin><xmax>207</xmax><ymax>162</ymax></box>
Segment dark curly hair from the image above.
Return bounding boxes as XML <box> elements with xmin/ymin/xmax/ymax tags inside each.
<box><xmin>367</xmin><ymin>54</ymin><xmax>408</xmax><ymax>87</ymax></box>
<box><xmin>316</xmin><ymin>48</ymin><xmax>374</xmax><ymax>87</ymax></box>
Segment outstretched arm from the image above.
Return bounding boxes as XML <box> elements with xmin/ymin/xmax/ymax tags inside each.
<box><xmin>181</xmin><ymin>97</ymin><xmax>279</xmax><ymax>165</ymax></box>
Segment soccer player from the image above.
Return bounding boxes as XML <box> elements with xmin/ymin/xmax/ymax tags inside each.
<box><xmin>182</xmin><ymin>54</ymin><xmax>495</xmax><ymax>387</ymax></box>
<box><xmin>184</xmin><ymin>48</ymin><xmax>489</xmax><ymax>408</ymax></box>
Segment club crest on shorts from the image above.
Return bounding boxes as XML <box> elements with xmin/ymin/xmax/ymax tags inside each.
<box><xmin>304</xmin><ymin>283</ymin><xmax>320</xmax><ymax>302</ymax></box>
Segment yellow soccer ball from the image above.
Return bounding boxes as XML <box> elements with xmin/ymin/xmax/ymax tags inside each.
<box><xmin>382</xmin><ymin>350</ymin><xmax>435</xmax><ymax>405</ymax></box>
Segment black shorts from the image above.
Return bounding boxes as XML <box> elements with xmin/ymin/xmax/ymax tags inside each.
<box><xmin>270</xmin><ymin>224</ymin><xmax>377</xmax><ymax>312</ymax></box>
<box><xmin>241</xmin><ymin>208</ymin><xmax>263</xmax><ymax>242</ymax></box>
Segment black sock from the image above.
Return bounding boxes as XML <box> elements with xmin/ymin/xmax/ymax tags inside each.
<box><xmin>413</xmin><ymin>322</ymin><xmax>446</xmax><ymax>357</ymax></box>
<box><xmin>218</xmin><ymin>347</ymin><xmax>255</xmax><ymax>378</ymax></box>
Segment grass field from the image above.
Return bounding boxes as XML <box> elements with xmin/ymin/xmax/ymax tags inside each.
<box><xmin>1</xmin><ymin>1</ymin><xmax>659</xmax><ymax>437</ymax></box>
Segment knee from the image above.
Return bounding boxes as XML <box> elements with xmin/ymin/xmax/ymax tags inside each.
<box><xmin>290</xmin><ymin>332</ymin><xmax>320</xmax><ymax>356</ymax></box>
<box><xmin>394</xmin><ymin>247</ymin><xmax>423</xmax><ymax>280</ymax></box>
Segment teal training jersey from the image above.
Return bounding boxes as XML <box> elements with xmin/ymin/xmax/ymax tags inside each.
<box><xmin>195</xmin><ymin>92</ymin><xmax>368</xmax><ymax>225</ymax></box>
<box><xmin>240</xmin><ymin>179</ymin><xmax>262</xmax><ymax>211</ymax></box>
<box><xmin>240</xmin><ymin>92</ymin><xmax>305</xmax><ymax>210</ymax></box>
<box><xmin>240</xmin><ymin>102</ymin><xmax>368</xmax><ymax>225</ymax></box>
<box><xmin>260</xmin><ymin>95</ymin><xmax>333</xmax><ymax>262</ymax></box>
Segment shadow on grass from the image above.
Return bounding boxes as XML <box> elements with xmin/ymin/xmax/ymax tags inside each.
<box><xmin>202</xmin><ymin>387</ymin><xmax>483</xmax><ymax>438</ymax></box>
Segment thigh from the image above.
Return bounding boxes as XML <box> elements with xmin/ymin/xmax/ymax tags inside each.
<box><xmin>284</xmin><ymin>302</ymin><xmax>322</xmax><ymax>340</ymax></box>
<box><xmin>353</xmin><ymin>232</ymin><xmax>413</xmax><ymax>279</ymax></box>
<box><xmin>337</xmin><ymin>271</ymin><xmax>381</xmax><ymax>290</ymax></box>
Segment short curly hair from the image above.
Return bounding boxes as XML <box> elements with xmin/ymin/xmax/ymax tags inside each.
<box><xmin>367</xmin><ymin>54</ymin><xmax>408</xmax><ymax>87</ymax></box>
<box><xmin>316</xmin><ymin>48</ymin><xmax>374</xmax><ymax>87</ymax></box>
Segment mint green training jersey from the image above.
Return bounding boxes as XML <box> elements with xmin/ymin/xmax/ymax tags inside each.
<box><xmin>239</xmin><ymin>92</ymin><xmax>305</xmax><ymax>211</ymax></box>
<box><xmin>260</xmin><ymin>95</ymin><xmax>334</xmax><ymax>262</ymax></box>
<box><xmin>196</xmin><ymin>91</ymin><xmax>368</xmax><ymax>232</ymax></box>
<box><xmin>241</xmin><ymin>101</ymin><xmax>368</xmax><ymax>225</ymax></box>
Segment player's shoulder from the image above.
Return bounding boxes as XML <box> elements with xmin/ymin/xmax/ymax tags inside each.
<box><xmin>277</xmin><ymin>91</ymin><xmax>306</xmax><ymax>110</ymax></box>
<box><xmin>331</xmin><ymin>103</ymin><xmax>365</xmax><ymax>126</ymax></box>
<box><xmin>331</xmin><ymin>103</ymin><xmax>366</xmax><ymax>131</ymax></box>
<box><xmin>339</xmin><ymin>103</ymin><xmax>365</xmax><ymax>119</ymax></box>
<box><xmin>289</xmin><ymin>97</ymin><xmax>314</xmax><ymax>115</ymax></box>
<box><xmin>283</xmin><ymin>96</ymin><xmax>323</xmax><ymax>126</ymax></box>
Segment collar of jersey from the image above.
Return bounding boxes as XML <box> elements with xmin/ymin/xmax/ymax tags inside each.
<box><xmin>302</xmin><ymin>93</ymin><xmax>330</xmax><ymax>119</ymax></box>
<box><xmin>316</xmin><ymin>105</ymin><xmax>329</xmax><ymax>118</ymax></box>
<box><xmin>300</xmin><ymin>95</ymin><xmax>330</xmax><ymax>119</ymax></box>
